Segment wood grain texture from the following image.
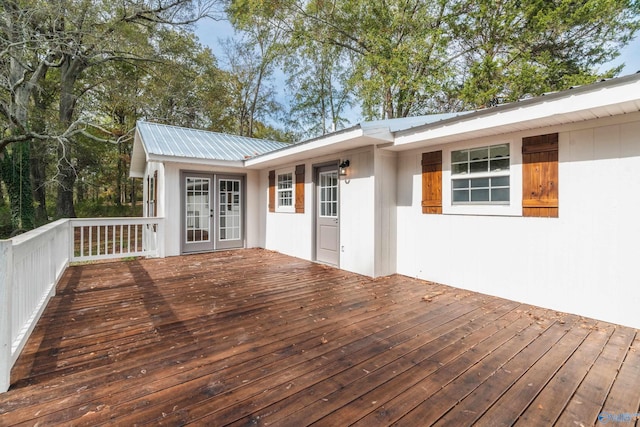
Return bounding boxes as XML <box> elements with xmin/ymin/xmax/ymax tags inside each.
<box><xmin>422</xmin><ymin>150</ymin><xmax>443</xmax><ymax>214</ymax></box>
<box><xmin>0</xmin><ymin>249</ymin><xmax>637</xmax><ymax>426</ymax></box>
<box><xmin>522</xmin><ymin>133</ymin><xmax>559</xmax><ymax>218</ymax></box>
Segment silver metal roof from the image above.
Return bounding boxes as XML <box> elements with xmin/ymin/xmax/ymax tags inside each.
<box><xmin>360</xmin><ymin>112</ymin><xmax>472</xmax><ymax>132</ymax></box>
<box><xmin>136</xmin><ymin>121</ymin><xmax>289</xmax><ymax>161</ymax></box>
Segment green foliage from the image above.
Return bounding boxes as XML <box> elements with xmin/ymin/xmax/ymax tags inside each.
<box><xmin>0</xmin><ymin>141</ymin><xmax>35</xmax><ymax>231</ymax></box>
<box><xmin>0</xmin><ymin>204</ymin><xmax>13</xmax><ymax>239</ymax></box>
<box><xmin>453</xmin><ymin>0</ymin><xmax>640</xmax><ymax>107</ymax></box>
<box><xmin>75</xmin><ymin>198</ymin><xmax>143</xmax><ymax>219</ymax></box>
<box><xmin>229</xmin><ymin>0</ymin><xmax>640</xmax><ymax>118</ymax></box>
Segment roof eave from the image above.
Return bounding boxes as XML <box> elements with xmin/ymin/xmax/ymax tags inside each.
<box><xmin>146</xmin><ymin>153</ymin><xmax>245</xmax><ymax>169</ymax></box>
<box><xmin>243</xmin><ymin>124</ymin><xmax>398</xmax><ymax>169</ymax></box>
<box><xmin>390</xmin><ymin>75</ymin><xmax>640</xmax><ymax>151</ymax></box>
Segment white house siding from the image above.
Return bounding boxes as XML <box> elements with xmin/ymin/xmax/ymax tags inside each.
<box><xmin>262</xmin><ymin>147</ymin><xmax>381</xmax><ymax>277</ymax></box>
<box><xmin>396</xmin><ymin>115</ymin><xmax>640</xmax><ymax>329</ymax></box>
<box><xmin>260</xmin><ymin>165</ymin><xmax>314</xmax><ymax>260</ymax></box>
<box><xmin>162</xmin><ymin>162</ymin><xmax>260</xmax><ymax>257</ymax></box>
<box><xmin>373</xmin><ymin>149</ymin><xmax>398</xmax><ymax>277</ymax></box>
<box><xmin>339</xmin><ymin>148</ymin><xmax>376</xmax><ymax>276</ymax></box>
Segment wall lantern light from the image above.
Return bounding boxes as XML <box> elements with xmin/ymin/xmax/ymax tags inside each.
<box><xmin>339</xmin><ymin>159</ymin><xmax>350</xmax><ymax>176</ymax></box>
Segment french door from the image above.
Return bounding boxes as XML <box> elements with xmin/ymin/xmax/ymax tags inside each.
<box><xmin>181</xmin><ymin>172</ymin><xmax>244</xmax><ymax>253</ymax></box>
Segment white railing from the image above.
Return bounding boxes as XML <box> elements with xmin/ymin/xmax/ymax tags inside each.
<box><xmin>69</xmin><ymin>217</ymin><xmax>164</xmax><ymax>262</ymax></box>
<box><xmin>1</xmin><ymin>217</ymin><xmax>164</xmax><ymax>392</ymax></box>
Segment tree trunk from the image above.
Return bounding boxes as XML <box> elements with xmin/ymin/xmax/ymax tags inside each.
<box><xmin>116</xmin><ymin>140</ymin><xmax>123</xmax><ymax>207</ymax></box>
<box><xmin>30</xmin><ymin>142</ymin><xmax>48</xmax><ymax>224</ymax></box>
<box><xmin>0</xmin><ymin>179</ymin><xmax>5</xmax><ymax>207</ymax></box>
<box><xmin>55</xmin><ymin>55</ymin><xmax>83</xmax><ymax>218</ymax></box>
<box><xmin>55</xmin><ymin>143</ymin><xmax>77</xmax><ymax>218</ymax></box>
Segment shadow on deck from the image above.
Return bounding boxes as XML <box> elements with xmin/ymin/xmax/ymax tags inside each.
<box><xmin>0</xmin><ymin>249</ymin><xmax>638</xmax><ymax>426</ymax></box>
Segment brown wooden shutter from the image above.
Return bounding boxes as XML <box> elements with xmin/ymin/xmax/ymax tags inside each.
<box><xmin>522</xmin><ymin>133</ymin><xmax>559</xmax><ymax>218</ymax></box>
<box><xmin>268</xmin><ymin>170</ymin><xmax>276</xmax><ymax>212</ymax></box>
<box><xmin>153</xmin><ymin>171</ymin><xmax>158</xmax><ymax>217</ymax></box>
<box><xmin>421</xmin><ymin>150</ymin><xmax>442</xmax><ymax>214</ymax></box>
<box><xmin>295</xmin><ymin>164</ymin><xmax>305</xmax><ymax>213</ymax></box>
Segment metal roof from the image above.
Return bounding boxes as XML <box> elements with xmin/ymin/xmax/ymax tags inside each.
<box><xmin>360</xmin><ymin>112</ymin><xmax>472</xmax><ymax>132</ymax></box>
<box><xmin>136</xmin><ymin>121</ymin><xmax>289</xmax><ymax>161</ymax></box>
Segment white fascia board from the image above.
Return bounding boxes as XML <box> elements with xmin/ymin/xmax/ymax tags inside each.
<box><xmin>146</xmin><ymin>154</ymin><xmax>245</xmax><ymax>169</ymax></box>
<box><xmin>392</xmin><ymin>78</ymin><xmax>640</xmax><ymax>150</ymax></box>
<box><xmin>245</xmin><ymin>127</ymin><xmax>365</xmax><ymax>168</ymax></box>
<box><xmin>358</xmin><ymin>125</ymin><xmax>395</xmax><ymax>141</ymax></box>
<box><xmin>245</xmin><ymin>126</ymin><xmax>395</xmax><ymax>169</ymax></box>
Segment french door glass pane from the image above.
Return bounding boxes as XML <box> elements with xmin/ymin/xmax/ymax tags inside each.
<box><xmin>185</xmin><ymin>177</ymin><xmax>210</xmax><ymax>243</ymax></box>
<box><xmin>219</xmin><ymin>179</ymin><xmax>241</xmax><ymax>241</ymax></box>
<box><xmin>319</xmin><ymin>171</ymin><xmax>338</xmax><ymax>218</ymax></box>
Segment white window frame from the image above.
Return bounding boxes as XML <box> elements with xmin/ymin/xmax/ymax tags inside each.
<box><xmin>276</xmin><ymin>169</ymin><xmax>295</xmax><ymax>213</ymax></box>
<box><xmin>451</xmin><ymin>143</ymin><xmax>511</xmax><ymax>205</ymax></box>
<box><xmin>442</xmin><ymin>138</ymin><xmax>522</xmax><ymax>216</ymax></box>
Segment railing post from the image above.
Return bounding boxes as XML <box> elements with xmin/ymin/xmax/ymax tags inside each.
<box><xmin>68</xmin><ymin>219</ymin><xmax>74</xmax><ymax>263</ymax></box>
<box><xmin>0</xmin><ymin>240</ymin><xmax>13</xmax><ymax>392</ymax></box>
<box><xmin>157</xmin><ymin>219</ymin><xmax>165</xmax><ymax>258</ymax></box>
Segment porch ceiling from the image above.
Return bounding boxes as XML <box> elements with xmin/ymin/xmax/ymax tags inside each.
<box><xmin>1</xmin><ymin>249</ymin><xmax>638</xmax><ymax>425</ymax></box>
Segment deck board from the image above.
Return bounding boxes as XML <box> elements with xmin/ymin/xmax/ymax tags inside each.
<box><xmin>0</xmin><ymin>249</ymin><xmax>637</xmax><ymax>426</ymax></box>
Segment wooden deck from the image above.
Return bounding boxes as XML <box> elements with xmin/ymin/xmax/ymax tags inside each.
<box><xmin>0</xmin><ymin>249</ymin><xmax>638</xmax><ymax>426</ymax></box>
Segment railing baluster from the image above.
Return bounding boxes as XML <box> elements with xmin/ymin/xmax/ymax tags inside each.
<box><xmin>80</xmin><ymin>226</ymin><xmax>84</xmax><ymax>258</ymax></box>
<box><xmin>67</xmin><ymin>219</ymin><xmax>162</xmax><ymax>262</ymax></box>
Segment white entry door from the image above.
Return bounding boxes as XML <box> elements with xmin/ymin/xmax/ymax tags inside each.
<box><xmin>316</xmin><ymin>166</ymin><xmax>339</xmax><ymax>266</ymax></box>
<box><xmin>182</xmin><ymin>172</ymin><xmax>244</xmax><ymax>253</ymax></box>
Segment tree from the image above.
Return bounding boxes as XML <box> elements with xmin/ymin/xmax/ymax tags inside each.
<box><xmin>139</xmin><ymin>28</ymin><xmax>235</xmax><ymax>131</ymax></box>
<box><xmin>230</xmin><ymin>0</ymin><xmax>457</xmax><ymax>119</ymax></box>
<box><xmin>0</xmin><ymin>0</ymin><xmax>54</xmax><ymax>229</ymax></box>
<box><xmin>285</xmin><ymin>40</ymin><xmax>354</xmax><ymax>138</ymax></box>
<box><xmin>229</xmin><ymin>0</ymin><xmax>639</xmax><ymax>121</ymax></box>
<box><xmin>452</xmin><ymin>0</ymin><xmax>640</xmax><ymax>108</ymax></box>
<box><xmin>0</xmin><ymin>0</ymin><xmax>221</xmax><ymax>225</ymax></box>
<box><xmin>222</xmin><ymin>6</ymin><xmax>288</xmax><ymax>137</ymax></box>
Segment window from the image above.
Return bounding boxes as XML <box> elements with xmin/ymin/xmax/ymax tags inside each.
<box><xmin>276</xmin><ymin>171</ymin><xmax>294</xmax><ymax>211</ymax></box>
<box><xmin>451</xmin><ymin>144</ymin><xmax>510</xmax><ymax>204</ymax></box>
<box><xmin>269</xmin><ymin>166</ymin><xmax>305</xmax><ymax>213</ymax></box>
